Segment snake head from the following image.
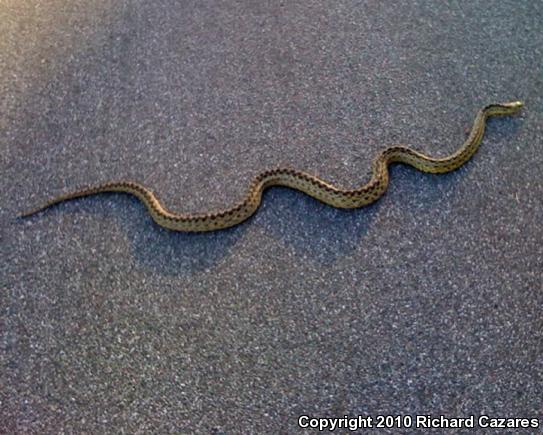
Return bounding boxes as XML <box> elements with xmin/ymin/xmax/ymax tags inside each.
<box><xmin>502</xmin><ymin>100</ymin><xmax>524</xmax><ymax>110</ymax></box>
<box><xmin>499</xmin><ymin>101</ymin><xmax>524</xmax><ymax>114</ymax></box>
<box><xmin>485</xmin><ymin>101</ymin><xmax>524</xmax><ymax>116</ymax></box>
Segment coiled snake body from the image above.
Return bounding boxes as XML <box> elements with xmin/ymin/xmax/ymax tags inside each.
<box><xmin>21</xmin><ymin>101</ymin><xmax>523</xmax><ymax>232</ymax></box>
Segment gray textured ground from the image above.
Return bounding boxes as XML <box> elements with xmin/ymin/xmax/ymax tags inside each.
<box><xmin>1</xmin><ymin>1</ymin><xmax>542</xmax><ymax>433</ymax></box>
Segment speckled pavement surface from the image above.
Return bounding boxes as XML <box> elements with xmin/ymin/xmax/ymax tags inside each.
<box><xmin>1</xmin><ymin>1</ymin><xmax>542</xmax><ymax>433</ymax></box>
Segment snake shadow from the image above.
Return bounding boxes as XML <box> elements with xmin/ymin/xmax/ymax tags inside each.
<box><xmin>69</xmin><ymin>185</ymin><xmax>383</xmax><ymax>271</ymax></box>
<box><xmin>249</xmin><ymin>185</ymin><xmax>383</xmax><ymax>264</ymax></box>
<box><xmin>125</xmin><ymin>186</ymin><xmax>382</xmax><ymax>271</ymax></box>
<box><xmin>129</xmin><ymin>218</ymin><xmax>247</xmax><ymax>275</ymax></box>
<box><xmin>33</xmin><ymin>193</ymin><xmax>248</xmax><ymax>276</ymax></box>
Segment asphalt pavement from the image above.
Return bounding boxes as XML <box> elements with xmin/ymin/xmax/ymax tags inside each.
<box><xmin>1</xmin><ymin>1</ymin><xmax>542</xmax><ymax>433</ymax></box>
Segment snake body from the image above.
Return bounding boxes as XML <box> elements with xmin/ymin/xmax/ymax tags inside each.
<box><xmin>21</xmin><ymin>101</ymin><xmax>523</xmax><ymax>232</ymax></box>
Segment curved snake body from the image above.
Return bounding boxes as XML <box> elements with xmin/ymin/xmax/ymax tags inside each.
<box><xmin>21</xmin><ymin>101</ymin><xmax>523</xmax><ymax>232</ymax></box>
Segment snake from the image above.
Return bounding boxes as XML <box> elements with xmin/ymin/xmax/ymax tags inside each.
<box><xmin>20</xmin><ymin>101</ymin><xmax>523</xmax><ymax>232</ymax></box>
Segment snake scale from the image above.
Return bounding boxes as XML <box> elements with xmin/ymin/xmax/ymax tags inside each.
<box><xmin>21</xmin><ymin>101</ymin><xmax>523</xmax><ymax>232</ymax></box>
